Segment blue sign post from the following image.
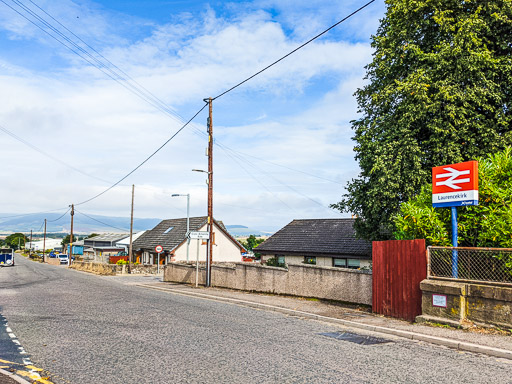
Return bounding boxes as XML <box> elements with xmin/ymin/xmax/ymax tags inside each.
<box><xmin>432</xmin><ymin>161</ymin><xmax>478</xmax><ymax>278</ymax></box>
<box><xmin>451</xmin><ymin>207</ymin><xmax>458</xmax><ymax>278</ymax></box>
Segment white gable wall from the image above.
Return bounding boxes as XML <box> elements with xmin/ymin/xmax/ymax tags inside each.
<box><xmin>173</xmin><ymin>223</ymin><xmax>242</xmax><ymax>263</ymax></box>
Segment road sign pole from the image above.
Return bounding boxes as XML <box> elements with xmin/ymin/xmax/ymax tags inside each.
<box><xmin>195</xmin><ymin>239</ymin><xmax>200</xmax><ymax>288</ymax></box>
<box><xmin>451</xmin><ymin>206</ymin><xmax>458</xmax><ymax>278</ymax></box>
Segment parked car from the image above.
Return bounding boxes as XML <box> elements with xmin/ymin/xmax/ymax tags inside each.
<box><xmin>58</xmin><ymin>254</ymin><xmax>69</xmax><ymax>265</ymax></box>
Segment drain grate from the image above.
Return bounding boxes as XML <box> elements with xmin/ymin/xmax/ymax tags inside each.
<box><xmin>319</xmin><ymin>331</ymin><xmax>392</xmax><ymax>345</ymax></box>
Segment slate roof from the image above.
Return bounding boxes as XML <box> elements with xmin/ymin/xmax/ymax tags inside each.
<box><xmin>256</xmin><ymin>218</ymin><xmax>371</xmax><ymax>258</ymax></box>
<box><xmin>133</xmin><ymin>216</ymin><xmax>239</xmax><ymax>253</ymax></box>
<box><xmin>85</xmin><ymin>233</ymin><xmax>129</xmax><ymax>242</ymax></box>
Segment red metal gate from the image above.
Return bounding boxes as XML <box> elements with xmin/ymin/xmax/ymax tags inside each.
<box><xmin>372</xmin><ymin>239</ymin><xmax>426</xmax><ymax>321</ymax></box>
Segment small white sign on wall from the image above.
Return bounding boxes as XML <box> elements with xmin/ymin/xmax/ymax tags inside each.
<box><xmin>432</xmin><ymin>294</ymin><xmax>447</xmax><ymax>308</ymax></box>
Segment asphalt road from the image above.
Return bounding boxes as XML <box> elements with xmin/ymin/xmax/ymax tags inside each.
<box><xmin>1</xmin><ymin>256</ymin><xmax>512</xmax><ymax>384</ymax></box>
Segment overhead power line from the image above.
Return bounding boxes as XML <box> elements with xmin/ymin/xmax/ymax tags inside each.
<box><xmin>75</xmin><ymin>210</ymin><xmax>129</xmax><ymax>232</ymax></box>
<box><xmin>47</xmin><ymin>207</ymin><xmax>71</xmax><ymax>223</ymax></box>
<box><xmin>0</xmin><ymin>124</ymin><xmax>111</xmax><ymax>184</ymax></box>
<box><xmin>212</xmin><ymin>0</ymin><xmax>376</xmax><ymax>100</ymax></box>
<box><xmin>0</xmin><ymin>207</ymin><xmax>69</xmax><ymax>220</ymax></box>
<box><xmin>2</xmin><ymin>0</ymin><xmax>187</xmax><ymax>127</ymax></box>
<box><xmin>75</xmin><ymin>103</ymin><xmax>208</xmax><ymax>206</ymax></box>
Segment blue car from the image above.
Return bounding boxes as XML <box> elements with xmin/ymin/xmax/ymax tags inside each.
<box><xmin>0</xmin><ymin>248</ymin><xmax>14</xmax><ymax>267</ymax></box>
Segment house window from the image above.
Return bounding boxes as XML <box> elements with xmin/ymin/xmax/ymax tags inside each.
<box><xmin>163</xmin><ymin>226</ymin><xmax>174</xmax><ymax>234</ymax></box>
<box><xmin>333</xmin><ymin>258</ymin><xmax>346</xmax><ymax>268</ymax></box>
<box><xmin>276</xmin><ymin>255</ymin><xmax>285</xmax><ymax>264</ymax></box>
<box><xmin>333</xmin><ymin>258</ymin><xmax>360</xmax><ymax>269</ymax></box>
<box><xmin>304</xmin><ymin>256</ymin><xmax>316</xmax><ymax>265</ymax></box>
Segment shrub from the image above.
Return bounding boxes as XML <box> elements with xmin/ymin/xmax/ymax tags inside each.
<box><xmin>265</xmin><ymin>257</ymin><xmax>287</xmax><ymax>269</ymax></box>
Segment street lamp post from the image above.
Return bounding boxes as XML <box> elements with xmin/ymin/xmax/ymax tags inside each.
<box><xmin>192</xmin><ymin>168</ymin><xmax>212</xmax><ymax>287</ymax></box>
<box><xmin>171</xmin><ymin>193</ymin><xmax>190</xmax><ymax>262</ymax></box>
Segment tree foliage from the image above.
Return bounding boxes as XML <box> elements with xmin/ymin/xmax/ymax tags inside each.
<box><xmin>394</xmin><ymin>147</ymin><xmax>512</xmax><ymax>247</ymax></box>
<box><xmin>61</xmin><ymin>235</ymin><xmax>78</xmax><ymax>246</ymax></box>
<box><xmin>4</xmin><ymin>233</ymin><xmax>29</xmax><ymax>250</ymax></box>
<box><xmin>332</xmin><ymin>0</ymin><xmax>512</xmax><ymax>240</ymax></box>
<box><xmin>239</xmin><ymin>235</ymin><xmax>265</xmax><ymax>251</ymax></box>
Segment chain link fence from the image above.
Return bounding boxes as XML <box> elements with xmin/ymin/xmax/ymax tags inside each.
<box><xmin>428</xmin><ymin>246</ymin><xmax>512</xmax><ymax>284</ymax></box>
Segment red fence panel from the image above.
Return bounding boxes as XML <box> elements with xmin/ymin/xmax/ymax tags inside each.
<box><xmin>109</xmin><ymin>255</ymin><xmax>128</xmax><ymax>264</ymax></box>
<box><xmin>372</xmin><ymin>239</ymin><xmax>426</xmax><ymax>322</ymax></box>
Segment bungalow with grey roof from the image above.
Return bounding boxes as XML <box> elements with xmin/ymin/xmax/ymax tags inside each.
<box><xmin>133</xmin><ymin>216</ymin><xmax>246</xmax><ymax>265</ymax></box>
<box><xmin>256</xmin><ymin>218</ymin><xmax>372</xmax><ymax>269</ymax></box>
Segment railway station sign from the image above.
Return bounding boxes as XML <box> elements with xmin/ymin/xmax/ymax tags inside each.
<box><xmin>432</xmin><ymin>160</ymin><xmax>479</xmax><ymax>208</ymax></box>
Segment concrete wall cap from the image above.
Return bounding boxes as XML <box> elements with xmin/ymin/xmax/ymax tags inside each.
<box><xmin>420</xmin><ymin>279</ymin><xmax>467</xmax><ymax>295</ymax></box>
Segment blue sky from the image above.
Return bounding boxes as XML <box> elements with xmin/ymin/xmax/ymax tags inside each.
<box><xmin>0</xmin><ymin>0</ymin><xmax>386</xmax><ymax>232</ymax></box>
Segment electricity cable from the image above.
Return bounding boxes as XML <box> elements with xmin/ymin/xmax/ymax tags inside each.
<box><xmin>74</xmin><ymin>210</ymin><xmax>130</xmax><ymax>232</ymax></box>
<box><xmin>36</xmin><ymin>220</ymin><xmax>44</xmax><ymax>232</ymax></box>
<box><xmin>25</xmin><ymin>0</ymin><xmax>187</xmax><ymax>124</ymax></box>
<box><xmin>74</xmin><ymin>102</ymin><xmax>208</xmax><ymax>206</ymax></box>
<box><xmin>0</xmin><ymin>207</ymin><xmax>70</xmax><ymax>220</ymax></box>
<box><xmin>217</xmin><ymin>143</ymin><xmax>296</xmax><ymax>212</ymax></box>
<box><xmin>212</xmin><ymin>0</ymin><xmax>376</xmax><ymax>100</ymax></box>
<box><xmin>217</xmin><ymin>142</ymin><xmax>343</xmax><ymax>215</ymax></box>
<box><xmin>46</xmin><ymin>207</ymin><xmax>71</xmax><ymax>223</ymax></box>
<box><xmin>0</xmin><ymin>124</ymin><xmax>111</xmax><ymax>184</ymax></box>
<box><xmin>3</xmin><ymin>0</ymin><xmax>186</xmax><ymax>127</ymax></box>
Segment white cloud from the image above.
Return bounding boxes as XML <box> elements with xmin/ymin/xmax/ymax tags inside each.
<box><xmin>0</xmin><ymin>0</ymin><xmax>382</xmax><ymax>231</ymax></box>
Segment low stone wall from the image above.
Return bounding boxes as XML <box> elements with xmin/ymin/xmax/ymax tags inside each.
<box><xmin>419</xmin><ymin>279</ymin><xmax>512</xmax><ymax>328</ymax></box>
<box><xmin>164</xmin><ymin>262</ymin><xmax>372</xmax><ymax>305</ymax></box>
<box><xmin>130</xmin><ymin>264</ymin><xmax>159</xmax><ymax>274</ymax></box>
<box><xmin>70</xmin><ymin>262</ymin><xmax>160</xmax><ymax>275</ymax></box>
<box><xmin>70</xmin><ymin>261</ymin><xmax>117</xmax><ymax>275</ymax></box>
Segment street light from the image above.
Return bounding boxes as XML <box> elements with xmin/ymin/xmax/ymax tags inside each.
<box><xmin>171</xmin><ymin>193</ymin><xmax>190</xmax><ymax>262</ymax></box>
<box><xmin>192</xmin><ymin>168</ymin><xmax>213</xmax><ymax>287</ymax></box>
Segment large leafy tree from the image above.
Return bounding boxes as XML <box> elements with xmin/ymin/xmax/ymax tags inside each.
<box><xmin>61</xmin><ymin>234</ymin><xmax>78</xmax><ymax>246</ymax></box>
<box><xmin>332</xmin><ymin>0</ymin><xmax>512</xmax><ymax>240</ymax></box>
<box><xmin>394</xmin><ymin>147</ymin><xmax>512</xmax><ymax>247</ymax></box>
<box><xmin>4</xmin><ymin>233</ymin><xmax>29</xmax><ymax>250</ymax></box>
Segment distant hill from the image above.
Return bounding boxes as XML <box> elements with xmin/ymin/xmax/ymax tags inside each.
<box><xmin>0</xmin><ymin>214</ymin><xmax>277</xmax><ymax>237</ymax></box>
<box><xmin>0</xmin><ymin>212</ymin><xmax>161</xmax><ymax>234</ymax></box>
<box><xmin>225</xmin><ymin>225</ymin><xmax>275</xmax><ymax>237</ymax></box>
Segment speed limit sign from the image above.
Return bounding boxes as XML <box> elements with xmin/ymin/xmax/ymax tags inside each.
<box><xmin>155</xmin><ymin>245</ymin><xmax>163</xmax><ymax>253</ymax></box>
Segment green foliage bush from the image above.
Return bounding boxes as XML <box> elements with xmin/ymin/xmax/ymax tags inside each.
<box><xmin>116</xmin><ymin>259</ymin><xmax>129</xmax><ymax>265</ymax></box>
<box><xmin>265</xmin><ymin>257</ymin><xmax>287</xmax><ymax>269</ymax></box>
<box><xmin>393</xmin><ymin>147</ymin><xmax>512</xmax><ymax>248</ymax></box>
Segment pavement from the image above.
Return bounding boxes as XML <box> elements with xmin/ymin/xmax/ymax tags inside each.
<box><xmin>134</xmin><ymin>280</ymin><xmax>512</xmax><ymax>360</ymax></box>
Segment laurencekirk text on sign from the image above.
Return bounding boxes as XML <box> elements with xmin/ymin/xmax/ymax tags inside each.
<box><xmin>432</xmin><ymin>161</ymin><xmax>478</xmax><ymax>208</ymax></box>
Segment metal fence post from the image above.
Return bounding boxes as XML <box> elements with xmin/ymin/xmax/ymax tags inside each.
<box><xmin>426</xmin><ymin>246</ymin><xmax>431</xmax><ymax>278</ymax></box>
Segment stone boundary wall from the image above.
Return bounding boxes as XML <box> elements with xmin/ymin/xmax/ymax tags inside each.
<box><xmin>70</xmin><ymin>262</ymin><xmax>159</xmax><ymax>275</ymax></box>
<box><xmin>164</xmin><ymin>262</ymin><xmax>372</xmax><ymax>305</ymax></box>
<box><xmin>70</xmin><ymin>261</ymin><xmax>118</xmax><ymax>275</ymax></box>
<box><xmin>419</xmin><ymin>279</ymin><xmax>512</xmax><ymax>328</ymax></box>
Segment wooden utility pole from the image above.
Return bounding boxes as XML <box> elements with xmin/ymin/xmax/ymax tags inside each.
<box><xmin>129</xmin><ymin>184</ymin><xmax>135</xmax><ymax>270</ymax></box>
<box><xmin>43</xmin><ymin>219</ymin><xmax>47</xmax><ymax>263</ymax></box>
<box><xmin>29</xmin><ymin>230</ymin><xmax>32</xmax><ymax>258</ymax></box>
<box><xmin>207</xmin><ymin>97</ymin><xmax>213</xmax><ymax>287</ymax></box>
<box><xmin>69</xmin><ymin>204</ymin><xmax>74</xmax><ymax>266</ymax></box>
